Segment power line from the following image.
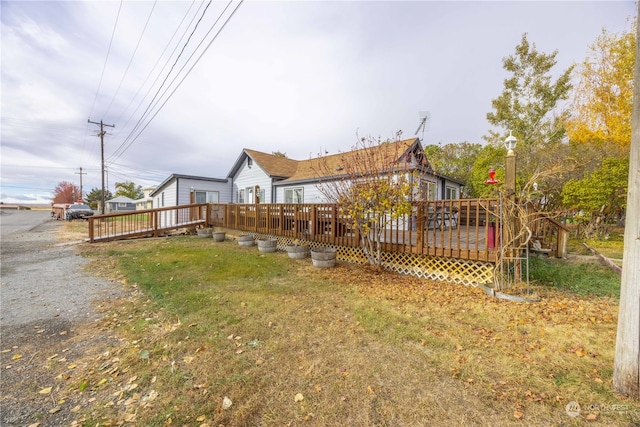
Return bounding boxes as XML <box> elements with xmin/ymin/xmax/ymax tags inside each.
<box><xmin>108</xmin><ymin>0</ymin><xmax>244</xmax><ymax>164</ymax></box>
<box><xmin>108</xmin><ymin>0</ymin><xmax>216</xmax><ymax>162</ymax></box>
<box><xmin>102</xmin><ymin>0</ymin><xmax>158</xmax><ymax>119</ymax></box>
<box><xmin>110</xmin><ymin>1</ymin><xmax>201</xmax><ymax>128</ymax></box>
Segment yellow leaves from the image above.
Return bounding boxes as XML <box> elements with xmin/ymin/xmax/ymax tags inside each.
<box><xmin>38</xmin><ymin>387</ymin><xmax>52</xmax><ymax>394</ymax></box>
<box><xmin>12</xmin><ymin>353</ymin><xmax>22</xmax><ymax>361</ymax></box>
<box><xmin>294</xmin><ymin>393</ymin><xmax>304</xmax><ymax>402</ymax></box>
<box><xmin>513</xmin><ymin>410</ymin><xmax>524</xmax><ymax>419</ymax></box>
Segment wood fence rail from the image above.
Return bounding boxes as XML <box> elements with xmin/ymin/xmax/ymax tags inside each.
<box><xmin>88</xmin><ymin>199</ymin><xmax>567</xmax><ymax>262</ymax></box>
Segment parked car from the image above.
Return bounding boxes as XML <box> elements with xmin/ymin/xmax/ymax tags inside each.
<box><xmin>65</xmin><ymin>204</ymin><xmax>94</xmax><ymax>220</ymax></box>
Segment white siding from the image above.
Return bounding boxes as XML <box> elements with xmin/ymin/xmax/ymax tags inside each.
<box><xmin>154</xmin><ymin>181</ymin><xmax>177</xmax><ymax>208</ymax></box>
<box><xmin>232</xmin><ymin>161</ymin><xmax>273</xmax><ymax>203</ymax></box>
<box><xmin>275</xmin><ymin>183</ymin><xmax>334</xmax><ymax>203</ymax></box>
<box><xmin>177</xmin><ymin>178</ymin><xmax>231</xmax><ymax>205</ymax></box>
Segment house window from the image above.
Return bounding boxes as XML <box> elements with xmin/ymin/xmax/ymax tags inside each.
<box><xmin>247</xmin><ymin>158</ymin><xmax>253</xmax><ymax>168</ymax></box>
<box><xmin>194</xmin><ymin>191</ymin><xmax>219</xmax><ymax>203</ymax></box>
<box><xmin>420</xmin><ymin>181</ymin><xmax>436</xmax><ymax>201</ymax></box>
<box><xmin>238</xmin><ymin>189</ymin><xmax>245</xmax><ymax>204</ymax></box>
<box><xmin>118</xmin><ymin>202</ymin><xmax>127</xmax><ymax>207</ymax></box>
<box><xmin>161</xmin><ymin>192</ymin><xmax>165</xmax><ymax>207</ymax></box>
<box><xmin>284</xmin><ymin>188</ymin><xmax>303</xmax><ymax>204</ymax></box>
<box><xmin>445</xmin><ymin>186</ymin><xmax>458</xmax><ymax>200</ymax></box>
<box><xmin>246</xmin><ymin>187</ymin><xmax>254</xmax><ymax>204</ymax></box>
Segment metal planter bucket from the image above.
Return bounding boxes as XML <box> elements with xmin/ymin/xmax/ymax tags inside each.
<box><xmin>212</xmin><ymin>232</ymin><xmax>226</xmax><ymax>242</ymax></box>
<box><xmin>237</xmin><ymin>235</ymin><xmax>255</xmax><ymax>247</ymax></box>
<box><xmin>285</xmin><ymin>244</ymin><xmax>309</xmax><ymax>259</ymax></box>
<box><xmin>257</xmin><ymin>238</ymin><xmax>278</xmax><ymax>253</ymax></box>
<box><xmin>197</xmin><ymin>228</ymin><xmax>212</xmax><ymax>238</ymax></box>
<box><xmin>310</xmin><ymin>247</ymin><xmax>336</xmax><ymax>268</ymax></box>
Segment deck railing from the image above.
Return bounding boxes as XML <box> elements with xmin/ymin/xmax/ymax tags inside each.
<box><xmin>88</xmin><ymin>199</ymin><xmax>566</xmax><ymax>262</ymax></box>
<box><xmin>88</xmin><ymin>203</ymin><xmax>207</xmax><ymax>242</ymax></box>
<box><xmin>208</xmin><ymin>199</ymin><xmax>501</xmax><ymax>262</ymax></box>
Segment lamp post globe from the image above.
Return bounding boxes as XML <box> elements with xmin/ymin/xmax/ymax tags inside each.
<box><xmin>504</xmin><ymin>131</ymin><xmax>517</xmax><ymax>155</ymax></box>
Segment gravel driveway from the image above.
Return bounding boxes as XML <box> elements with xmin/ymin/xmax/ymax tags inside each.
<box><xmin>0</xmin><ymin>210</ymin><xmax>124</xmax><ymax>426</ymax></box>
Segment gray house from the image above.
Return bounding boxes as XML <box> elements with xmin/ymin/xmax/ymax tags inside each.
<box><xmin>150</xmin><ymin>174</ymin><xmax>231</xmax><ymax>209</ymax></box>
<box><xmin>105</xmin><ymin>196</ymin><xmax>136</xmax><ymax>213</ymax></box>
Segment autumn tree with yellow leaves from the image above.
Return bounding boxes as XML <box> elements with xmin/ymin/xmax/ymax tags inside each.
<box><xmin>562</xmin><ymin>22</ymin><xmax>635</xmax><ymax>235</ymax></box>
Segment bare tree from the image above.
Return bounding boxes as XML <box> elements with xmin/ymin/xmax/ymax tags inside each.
<box><xmin>314</xmin><ymin>133</ymin><xmax>418</xmax><ymax>268</ymax></box>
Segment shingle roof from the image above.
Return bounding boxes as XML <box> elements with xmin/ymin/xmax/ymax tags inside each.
<box><xmin>280</xmin><ymin>138</ymin><xmax>421</xmax><ymax>183</ymax></box>
<box><xmin>243</xmin><ymin>149</ymin><xmax>299</xmax><ymax>178</ymax></box>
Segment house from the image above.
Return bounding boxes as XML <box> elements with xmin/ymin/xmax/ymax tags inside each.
<box><xmin>227</xmin><ymin>138</ymin><xmax>464</xmax><ymax>204</ymax></box>
<box><xmin>105</xmin><ymin>196</ymin><xmax>136</xmax><ymax>213</ymax></box>
<box><xmin>134</xmin><ymin>187</ymin><xmax>156</xmax><ymax>210</ymax></box>
<box><xmin>150</xmin><ymin>174</ymin><xmax>231</xmax><ymax>209</ymax></box>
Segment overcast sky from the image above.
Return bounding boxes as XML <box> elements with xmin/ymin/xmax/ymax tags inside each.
<box><xmin>0</xmin><ymin>0</ymin><xmax>635</xmax><ymax>205</ymax></box>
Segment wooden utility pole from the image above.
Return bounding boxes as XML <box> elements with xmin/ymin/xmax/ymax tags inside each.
<box><xmin>88</xmin><ymin>119</ymin><xmax>115</xmax><ymax>214</ymax></box>
<box><xmin>613</xmin><ymin>1</ymin><xmax>640</xmax><ymax>397</ymax></box>
<box><xmin>75</xmin><ymin>167</ymin><xmax>87</xmax><ymax>202</ymax></box>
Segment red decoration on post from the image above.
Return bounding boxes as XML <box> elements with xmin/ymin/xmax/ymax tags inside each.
<box><xmin>484</xmin><ymin>168</ymin><xmax>500</xmax><ymax>185</ymax></box>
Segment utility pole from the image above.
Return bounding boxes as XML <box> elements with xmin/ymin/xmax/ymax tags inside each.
<box><xmin>75</xmin><ymin>167</ymin><xmax>87</xmax><ymax>202</ymax></box>
<box><xmin>613</xmin><ymin>0</ymin><xmax>640</xmax><ymax>397</ymax></box>
<box><xmin>88</xmin><ymin>119</ymin><xmax>115</xmax><ymax>214</ymax></box>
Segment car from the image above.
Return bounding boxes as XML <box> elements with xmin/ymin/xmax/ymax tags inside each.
<box><xmin>65</xmin><ymin>204</ymin><xmax>94</xmax><ymax>220</ymax></box>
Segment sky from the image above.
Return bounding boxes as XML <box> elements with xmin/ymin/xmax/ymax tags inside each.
<box><xmin>0</xmin><ymin>0</ymin><xmax>635</xmax><ymax>205</ymax></box>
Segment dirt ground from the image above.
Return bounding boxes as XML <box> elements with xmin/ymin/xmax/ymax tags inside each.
<box><xmin>1</xmin><ymin>212</ymin><xmax>126</xmax><ymax>426</ymax></box>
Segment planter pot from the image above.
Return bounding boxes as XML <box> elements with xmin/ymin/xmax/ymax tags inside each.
<box><xmin>285</xmin><ymin>244</ymin><xmax>309</xmax><ymax>259</ymax></box>
<box><xmin>197</xmin><ymin>228</ymin><xmax>212</xmax><ymax>238</ymax></box>
<box><xmin>212</xmin><ymin>231</ymin><xmax>226</xmax><ymax>242</ymax></box>
<box><xmin>237</xmin><ymin>235</ymin><xmax>255</xmax><ymax>247</ymax></box>
<box><xmin>310</xmin><ymin>247</ymin><xmax>336</xmax><ymax>268</ymax></box>
<box><xmin>257</xmin><ymin>238</ymin><xmax>278</xmax><ymax>253</ymax></box>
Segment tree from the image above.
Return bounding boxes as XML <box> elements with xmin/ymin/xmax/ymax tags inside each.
<box><xmin>314</xmin><ymin>133</ymin><xmax>416</xmax><ymax>268</ymax></box>
<box><xmin>614</xmin><ymin>3</ymin><xmax>640</xmax><ymax>398</ymax></box>
<box><xmin>477</xmin><ymin>33</ymin><xmax>574</xmax><ymax>196</ymax></box>
<box><xmin>86</xmin><ymin>187</ymin><xmax>113</xmax><ymax>211</ymax></box>
<box><xmin>423</xmin><ymin>142</ymin><xmax>483</xmax><ymax>196</ymax></box>
<box><xmin>114</xmin><ymin>181</ymin><xmax>144</xmax><ymax>200</ymax></box>
<box><xmin>561</xmin><ymin>157</ymin><xmax>629</xmax><ymax>236</ymax></box>
<box><xmin>53</xmin><ymin>181</ymin><xmax>80</xmax><ymax>203</ymax></box>
<box><xmin>272</xmin><ymin>151</ymin><xmax>288</xmax><ymax>158</ymax></box>
<box><xmin>562</xmin><ymin>23</ymin><xmax>635</xmax><ymax>231</ymax></box>
<box><xmin>567</xmin><ymin>24</ymin><xmax>635</xmax><ymax>149</ymax></box>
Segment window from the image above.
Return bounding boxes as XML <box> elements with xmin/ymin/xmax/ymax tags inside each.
<box><xmin>161</xmin><ymin>192</ymin><xmax>165</xmax><ymax>207</ymax></box>
<box><xmin>118</xmin><ymin>202</ymin><xmax>128</xmax><ymax>207</ymax></box>
<box><xmin>247</xmin><ymin>158</ymin><xmax>253</xmax><ymax>168</ymax></box>
<box><xmin>420</xmin><ymin>180</ymin><xmax>436</xmax><ymax>201</ymax></box>
<box><xmin>445</xmin><ymin>186</ymin><xmax>458</xmax><ymax>200</ymax></box>
<box><xmin>284</xmin><ymin>188</ymin><xmax>303</xmax><ymax>204</ymax></box>
<box><xmin>194</xmin><ymin>191</ymin><xmax>219</xmax><ymax>203</ymax></box>
<box><xmin>238</xmin><ymin>189</ymin><xmax>245</xmax><ymax>203</ymax></box>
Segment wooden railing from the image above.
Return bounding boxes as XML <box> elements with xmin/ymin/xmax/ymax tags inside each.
<box><xmin>88</xmin><ymin>203</ymin><xmax>207</xmax><ymax>242</ymax></box>
<box><xmin>88</xmin><ymin>199</ymin><xmax>566</xmax><ymax>262</ymax></box>
<box><xmin>208</xmin><ymin>200</ymin><xmax>501</xmax><ymax>262</ymax></box>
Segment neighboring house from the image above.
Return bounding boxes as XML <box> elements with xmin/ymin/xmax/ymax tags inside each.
<box><xmin>150</xmin><ymin>174</ymin><xmax>231</xmax><ymax>209</ymax></box>
<box><xmin>135</xmin><ymin>187</ymin><xmax>156</xmax><ymax>210</ymax></box>
<box><xmin>227</xmin><ymin>138</ymin><xmax>464</xmax><ymax>204</ymax></box>
<box><xmin>105</xmin><ymin>196</ymin><xmax>136</xmax><ymax>213</ymax></box>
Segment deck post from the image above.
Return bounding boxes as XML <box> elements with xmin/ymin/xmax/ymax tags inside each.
<box><xmin>88</xmin><ymin>217</ymin><xmax>95</xmax><ymax>242</ymax></box>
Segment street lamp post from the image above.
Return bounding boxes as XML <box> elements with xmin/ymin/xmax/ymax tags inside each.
<box><xmin>504</xmin><ymin>131</ymin><xmax>517</xmax><ymax>199</ymax></box>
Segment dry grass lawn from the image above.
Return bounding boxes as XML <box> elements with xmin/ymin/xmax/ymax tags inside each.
<box><xmin>53</xmin><ymin>223</ymin><xmax>638</xmax><ymax>426</ymax></box>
